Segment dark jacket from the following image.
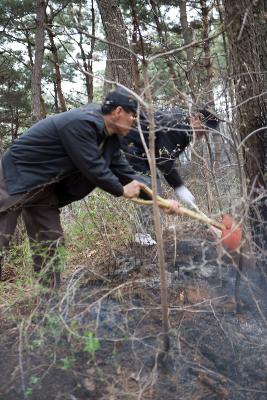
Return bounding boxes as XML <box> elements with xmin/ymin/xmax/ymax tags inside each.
<box><xmin>121</xmin><ymin>109</ymin><xmax>191</xmax><ymax>189</ymax></box>
<box><xmin>121</xmin><ymin>108</ymin><xmax>220</xmax><ymax>189</ymax></box>
<box><xmin>2</xmin><ymin>104</ymin><xmax>137</xmax><ymax>205</ymax></box>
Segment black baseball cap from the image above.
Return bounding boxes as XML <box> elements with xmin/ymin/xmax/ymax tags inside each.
<box><xmin>102</xmin><ymin>90</ymin><xmax>138</xmax><ymax>112</ymax></box>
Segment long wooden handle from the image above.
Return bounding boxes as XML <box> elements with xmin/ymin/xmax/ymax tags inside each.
<box><xmin>132</xmin><ymin>185</ymin><xmax>225</xmax><ymax>231</ymax></box>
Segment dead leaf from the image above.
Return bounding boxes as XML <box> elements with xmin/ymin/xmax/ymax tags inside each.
<box><xmin>116</xmin><ymin>365</ymin><xmax>122</xmax><ymax>375</ymax></box>
<box><xmin>83</xmin><ymin>377</ymin><xmax>95</xmax><ymax>392</ymax></box>
<box><xmin>84</xmin><ymin>250</ymin><xmax>97</xmax><ymax>258</ymax></box>
<box><xmin>130</xmin><ymin>373</ymin><xmax>139</xmax><ymax>382</ymax></box>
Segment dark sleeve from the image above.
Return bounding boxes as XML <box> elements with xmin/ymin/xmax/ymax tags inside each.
<box><xmin>156</xmin><ymin>150</ymin><xmax>184</xmax><ymax>188</ymax></box>
<box><xmin>109</xmin><ymin>148</ymin><xmax>140</xmax><ymax>185</ymax></box>
<box><xmin>109</xmin><ymin>148</ymin><xmax>154</xmax><ymax>200</ymax></box>
<box><xmin>155</xmin><ymin>129</ymin><xmax>190</xmax><ymax>189</ymax></box>
<box><xmin>59</xmin><ymin>120</ymin><xmax>124</xmax><ymax>196</ymax></box>
<box><xmin>162</xmin><ymin>167</ymin><xmax>183</xmax><ymax>188</ymax></box>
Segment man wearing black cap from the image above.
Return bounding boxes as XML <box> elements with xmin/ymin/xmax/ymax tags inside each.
<box><xmin>0</xmin><ymin>89</ymin><xmax>180</xmax><ymax>287</ymax></box>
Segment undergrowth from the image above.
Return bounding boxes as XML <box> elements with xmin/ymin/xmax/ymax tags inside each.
<box><xmin>0</xmin><ymin>163</ymin><xmax>240</xmax><ymax>311</ymax></box>
<box><xmin>0</xmin><ymin>189</ymin><xmax>137</xmax><ymax>312</ymax></box>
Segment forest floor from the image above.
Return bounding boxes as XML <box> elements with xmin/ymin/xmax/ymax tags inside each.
<box><xmin>1</xmin><ymin>228</ymin><xmax>267</xmax><ymax>400</ymax></box>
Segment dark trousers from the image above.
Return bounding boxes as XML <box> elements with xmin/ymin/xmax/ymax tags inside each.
<box><xmin>0</xmin><ymin>163</ymin><xmax>64</xmax><ymax>287</ymax></box>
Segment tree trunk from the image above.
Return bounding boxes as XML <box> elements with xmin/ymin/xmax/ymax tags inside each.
<box><xmin>178</xmin><ymin>0</ymin><xmax>197</xmax><ymax>96</ymax></box>
<box><xmin>149</xmin><ymin>0</ymin><xmax>181</xmax><ymax>92</ymax></box>
<box><xmin>254</xmin><ymin>1</ymin><xmax>267</xmax><ymax>186</ymax></box>
<box><xmin>96</xmin><ymin>0</ymin><xmax>134</xmax><ymax>91</ymax></box>
<box><xmin>224</xmin><ymin>0</ymin><xmax>267</xmax><ymax>244</ymax></box>
<box><xmin>199</xmin><ymin>0</ymin><xmax>213</xmax><ymax>101</ymax></box>
<box><xmin>46</xmin><ymin>21</ymin><xmax>67</xmax><ymax>112</ymax></box>
<box><xmin>31</xmin><ymin>0</ymin><xmax>46</xmax><ymax>123</ymax></box>
<box><xmin>77</xmin><ymin>0</ymin><xmax>95</xmax><ymax>102</ymax></box>
<box><xmin>199</xmin><ymin>0</ymin><xmax>223</xmax><ymax>175</ymax></box>
<box><xmin>128</xmin><ymin>0</ymin><xmax>143</xmax><ymax>92</ymax></box>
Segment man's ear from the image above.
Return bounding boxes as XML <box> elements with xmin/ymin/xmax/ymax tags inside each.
<box><xmin>116</xmin><ymin>105</ymin><xmax>123</xmax><ymax>114</ymax></box>
<box><xmin>111</xmin><ymin>106</ymin><xmax>121</xmax><ymax>119</ymax></box>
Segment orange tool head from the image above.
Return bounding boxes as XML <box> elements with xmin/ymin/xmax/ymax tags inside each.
<box><xmin>221</xmin><ymin>214</ymin><xmax>242</xmax><ymax>251</ymax></box>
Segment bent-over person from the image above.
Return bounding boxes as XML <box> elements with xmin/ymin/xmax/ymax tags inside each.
<box><xmin>0</xmin><ymin>90</ymin><xmax>180</xmax><ymax>288</ymax></box>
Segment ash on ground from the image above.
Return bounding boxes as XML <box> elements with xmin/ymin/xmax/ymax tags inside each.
<box><xmin>1</xmin><ymin>233</ymin><xmax>267</xmax><ymax>400</ymax></box>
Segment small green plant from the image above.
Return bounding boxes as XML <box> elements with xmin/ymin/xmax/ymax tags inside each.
<box><xmin>30</xmin><ymin>337</ymin><xmax>43</xmax><ymax>350</ymax></box>
<box><xmin>29</xmin><ymin>376</ymin><xmax>39</xmax><ymax>385</ymax></box>
<box><xmin>25</xmin><ymin>387</ymin><xmax>33</xmax><ymax>398</ymax></box>
<box><xmin>25</xmin><ymin>375</ymin><xmax>39</xmax><ymax>398</ymax></box>
<box><xmin>83</xmin><ymin>330</ymin><xmax>100</xmax><ymax>357</ymax></box>
<box><xmin>44</xmin><ymin>313</ymin><xmax>62</xmax><ymax>338</ymax></box>
<box><xmin>61</xmin><ymin>356</ymin><xmax>75</xmax><ymax>370</ymax></box>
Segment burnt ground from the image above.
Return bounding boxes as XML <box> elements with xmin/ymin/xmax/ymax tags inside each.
<box><xmin>1</xmin><ymin>232</ymin><xmax>267</xmax><ymax>400</ymax></box>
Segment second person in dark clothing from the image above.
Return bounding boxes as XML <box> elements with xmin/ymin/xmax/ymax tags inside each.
<box><xmin>121</xmin><ymin>107</ymin><xmax>220</xmax><ymax>245</ymax></box>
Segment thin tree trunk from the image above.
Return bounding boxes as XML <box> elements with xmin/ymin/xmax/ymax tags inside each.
<box><xmin>149</xmin><ymin>0</ymin><xmax>181</xmax><ymax>91</ymax></box>
<box><xmin>129</xmin><ymin>0</ymin><xmax>142</xmax><ymax>92</ymax></box>
<box><xmin>77</xmin><ymin>0</ymin><xmax>95</xmax><ymax>102</ymax></box>
<box><xmin>46</xmin><ymin>22</ymin><xmax>67</xmax><ymax>112</ymax></box>
<box><xmin>53</xmin><ymin>81</ymin><xmax>59</xmax><ymax>113</ymax></box>
<box><xmin>144</xmin><ymin>65</ymin><xmax>170</xmax><ymax>354</ymax></box>
<box><xmin>45</xmin><ymin>3</ymin><xmax>67</xmax><ymax>112</ymax></box>
<box><xmin>199</xmin><ymin>0</ymin><xmax>213</xmax><ymax>100</ymax></box>
<box><xmin>200</xmin><ymin>0</ymin><xmax>223</xmax><ymax>171</ymax></box>
<box><xmin>178</xmin><ymin>0</ymin><xmax>197</xmax><ymax>97</ymax></box>
<box><xmin>31</xmin><ymin>0</ymin><xmax>46</xmax><ymax>123</ymax></box>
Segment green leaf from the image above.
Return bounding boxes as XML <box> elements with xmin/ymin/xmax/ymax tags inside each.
<box><xmin>83</xmin><ymin>330</ymin><xmax>100</xmax><ymax>355</ymax></box>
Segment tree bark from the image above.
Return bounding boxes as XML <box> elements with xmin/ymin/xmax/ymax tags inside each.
<box><xmin>96</xmin><ymin>0</ymin><xmax>134</xmax><ymax>92</ymax></box>
<box><xmin>224</xmin><ymin>0</ymin><xmax>267</xmax><ymax>243</ymax></box>
<box><xmin>199</xmin><ymin>0</ymin><xmax>223</xmax><ymax>173</ymax></box>
<box><xmin>149</xmin><ymin>0</ymin><xmax>182</xmax><ymax>91</ymax></box>
<box><xmin>45</xmin><ymin>1</ymin><xmax>71</xmax><ymax>112</ymax></box>
<box><xmin>224</xmin><ymin>1</ymin><xmax>267</xmax><ymax>189</ymax></box>
<box><xmin>199</xmin><ymin>0</ymin><xmax>213</xmax><ymax>101</ymax></box>
<box><xmin>46</xmin><ymin>19</ymin><xmax>67</xmax><ymax>112</ymax></box>
<box><xmin>31</xmin><ymin>0</ymin><xmax>46</xmax><ymax>122</ymax></box>
<box><xmin>77</xmin><ymin>0</ymin><xmax>95</xmax><ymax>102</ymax></box>
<box><xmin>178</xmin><ymin>0</ymin><xmax>197</xmax><ymax>96</ymax></box>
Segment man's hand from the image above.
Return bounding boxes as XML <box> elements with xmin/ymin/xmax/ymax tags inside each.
<box><xmin>123</xmin><ymin>180</ymin><xmax>145</xmax><ymax>199</ymax></box>
<box><xmin>162</xmin><ymin>199</ymin><xmax>181</xmax><ymax>214</ymax></box>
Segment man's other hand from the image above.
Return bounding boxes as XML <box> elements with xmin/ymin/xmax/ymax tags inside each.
<box><xmin>162</xmin><ymin>199</ymin><xmax>181</xmax><ymax>214</ymax></box>
<box><xmin>123</xmin><ymin>180</ymin><xmax>145</xmax><ymax>199</ymax></box>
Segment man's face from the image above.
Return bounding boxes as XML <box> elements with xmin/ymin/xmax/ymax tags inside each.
<box><xmin>190</xmin><ymin>115</ymin><xmax>206</xmax><ymax>138</ymax></box>
<box><xmin>110</xmin><ymin>106</ymin><xmax>137</xmax><ymax>136</ymax></box>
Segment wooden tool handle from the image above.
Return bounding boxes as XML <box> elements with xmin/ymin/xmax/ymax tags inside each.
<box><xmin>134</xmin><ymin>185</ymin><xmax>225</xmax><ymax>231</ymax></box>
